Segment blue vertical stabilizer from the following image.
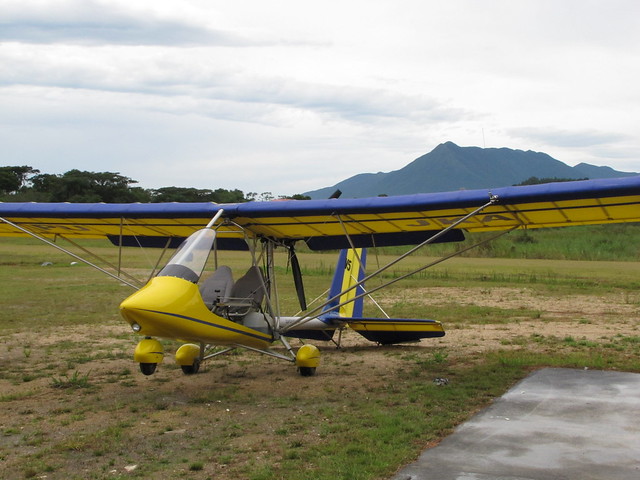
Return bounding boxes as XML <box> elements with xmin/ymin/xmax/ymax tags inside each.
<box><xmin>323</xmin><ymin>248</ymin><xmax>367</xmax><ymax>318</ymax></box>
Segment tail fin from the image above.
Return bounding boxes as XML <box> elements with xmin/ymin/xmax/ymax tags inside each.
<box><xmin>323</xmin><ymin>248</ymin><xmax>367</xmax><ymax>318</ymax></box>
<box><xmin>323</xmin><ymin>248</ymin><xmax>446</xmax><ymax>344</ymax></box>
<box><xmin>281</xmin><ymin>248</ymin><xmax>367</xmax><ymax>341</ymax></box>
<box><xmin>283</xmin><ymin>247</ymin><xmax>445</xmax><ymax>345</ymax></box>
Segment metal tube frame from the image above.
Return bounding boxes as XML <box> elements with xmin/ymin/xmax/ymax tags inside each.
<box><xmin>280</xmin><ymin>195</ymin><xmax>501</xmax><ymax>332</ymax></box>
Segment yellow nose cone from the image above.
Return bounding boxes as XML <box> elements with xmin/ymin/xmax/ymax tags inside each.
<box><xmin>119</xmin><ymin>276</ymin><xmax>205</xmax><ymax>338</ymax></box>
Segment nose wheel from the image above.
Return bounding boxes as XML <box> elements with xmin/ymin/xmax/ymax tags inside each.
<box><xmin>134</xmin><ymin>338</ymin><xmax>164</xmax><ymax>376</ymax></box>
<box><xmin>139</xmin><ymin>362</ymin><xmax>157</xmax><ymax>376</ymax></box>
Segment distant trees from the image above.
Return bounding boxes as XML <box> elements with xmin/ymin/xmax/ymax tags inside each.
<box><xmin>148</xmin><ymin>187</ymin><xmax>246</xmax><ymax>203</ymax></box>
<box><xmin>246</xmin><ymin>192</ymin><xmax>311</xmax><ymax>201</ymax></box>
<box><xmin>514</xmin><ymin>176</ymin><xmax>587</xmax><ymax>186</ymax></box>
<box><xmin>29</xmin><ymin>170</ymin><xmax>148</xmax><ymax>203</ymax></box>
<box><xmin>281</xmin><ymin>193</ymin><xmax>312</xmax><ymax>200</ymax></box>
<box><xmin>0</xmin><ymin>166</ymin><xmax>309</xmax><ymax>203</ymax></box>
<box><xmin>0</xmin><ymin>166</ymin><xmax>40</xmax><ymax>194</ymax></box>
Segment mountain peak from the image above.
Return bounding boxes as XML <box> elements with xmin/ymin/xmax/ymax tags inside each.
<box><xmin>304</xmin><ymin>143</ymin><xmax>637</xmax><ymax>199</ymax></box>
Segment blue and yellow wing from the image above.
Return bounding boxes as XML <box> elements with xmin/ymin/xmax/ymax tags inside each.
<box><xmin>1</xmin><ymin>176</ymin><xmax>639</xmax><ymax>249</ymax></box>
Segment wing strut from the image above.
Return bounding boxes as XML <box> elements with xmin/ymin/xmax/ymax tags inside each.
<box><xmin>147</xmin><ymin>237</ymin><xmax>174</xmax><ymax>282</ymax></box>
<box><xmin>53</xmin><ymin>234</ymin><xmax>145</xmax><ymax>288</ymax></box>
<box><xmin>280</xmin><ymin>194</ymin><xmax>503</xmax><ymax>332</ymax></box>
<box><xmin>293</xmin><ymin>225</ymin><xmax>518</xmax><ymax>328</ymax></box>
<box><xmin>0</xmin><ymin>216</ymin><xmax>140</xmax><ymax>289</ymax></box>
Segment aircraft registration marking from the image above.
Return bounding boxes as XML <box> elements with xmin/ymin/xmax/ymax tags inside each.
<box><xmin>27</xmin><ymin>224</ymin><xmax>92</xmax><ymax>232</ymax></box>
<box><xmin>406</xmin><ymin>214</ymin><xmax>515</xmax><ymax>227</ymax></box>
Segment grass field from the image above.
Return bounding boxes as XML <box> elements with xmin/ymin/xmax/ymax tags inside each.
<box><xmin>375</xmin><ymin>223</ymin><xmax>640</xmax><ymax>261</ymax></box>
<box><xmin>0</xmin><ymin>235</ymin><xmax>639</xmax><ymax>479</ymax></box>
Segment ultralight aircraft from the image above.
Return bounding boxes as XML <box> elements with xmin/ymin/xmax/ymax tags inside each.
<box><xmin>1</xmin><ymin>176</ymin><xmax>639</xmax><ymax>376</ymax></box>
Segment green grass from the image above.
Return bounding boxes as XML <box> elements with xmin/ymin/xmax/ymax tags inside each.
<box><xmin>372</xmin><ymin>223</ymin><xmax>640</xmax><ymax>261</ymax></box>
<box><xmin>49</xmin><ymin>370</ymin><xmax>92</xmax><ymax>390</ymax></box>
<box><xmin>0</xmin><ymin>235</ymin><xmax>639</xmax><ymax>479</ymax></box>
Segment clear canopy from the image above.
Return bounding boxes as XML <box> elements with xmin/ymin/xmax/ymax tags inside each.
<box><xmin>157</xmin><ymin>229</ymin><xmax>216</xmax><ymax>283</ymax></box>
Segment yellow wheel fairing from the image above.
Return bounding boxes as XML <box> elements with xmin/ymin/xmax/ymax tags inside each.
<box><xmin>120</xmin><ymin>276</ymin><xmax>272</xmax><ymax>350</ymax></box>
<box><xmin>295</xmin><ymin>344</ymin><xmax>321</xmax><ymax>368</ymax></box>
<box><xmin>133</xmin><ymin>338</ymin><xmax>164</xmax><ymax>364</ymax></box>
<box><xmin>175</xmin><ymin>343</ymin><xmax>201</xmax><ymax>366</ymax></box>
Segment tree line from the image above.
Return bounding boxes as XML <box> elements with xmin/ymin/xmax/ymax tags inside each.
<box><xmin>0</xmin><ymin>166</ymin><xmax>310</xmax><ymax>203</ymax></box>
<box><xmin>514</xmin><ymin>176</ymin><xmax>587</xmax><ymax>186</ymax></box>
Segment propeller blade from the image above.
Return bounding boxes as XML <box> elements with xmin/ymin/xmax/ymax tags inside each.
<box><xmin>288</xmin><ymin>246</ymin><xmax>307</xmax><ymax>311</ymax></box>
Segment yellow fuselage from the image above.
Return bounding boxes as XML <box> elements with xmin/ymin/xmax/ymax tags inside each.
<box><xmin>119</xmin><ymin>276</ymin><xmax>272</xmax><ymax>350</ymax></box>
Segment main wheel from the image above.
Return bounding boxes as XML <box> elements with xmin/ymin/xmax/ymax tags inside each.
<box><xmin>139</xmin><ymin>362</ymin><xmax>157</xmax><ymax>376</ymax></box>
<box><xmin>298</xmin><ymin>366</ymin><xmax>316</xmax><ymax>377</ymax></box>
<box><xmin>181</xmin><ymin>359</ymin><xmax>200</xmax><ymax>375</ymax></box>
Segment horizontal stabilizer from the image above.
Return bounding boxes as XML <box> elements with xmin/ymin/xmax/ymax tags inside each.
<box><xmin>345</xmin><ymin>317</ymin><xmax>445</xmax><ymax>345</ymax></box>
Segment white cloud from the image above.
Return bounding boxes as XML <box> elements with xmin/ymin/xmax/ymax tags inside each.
<box><xmin>508</xmin><ymin>127</ymin><xmax>629</xmax><ymax>149</ymax></box>
<box><xmin>0</xmin><ymin>0</ymin><xmax>248</xmax><ymax>46</ymax></box>
<box><xmin>0</xmin><ymin>0</ymin><xmax>639</xmax><ymax>195</ymax></box>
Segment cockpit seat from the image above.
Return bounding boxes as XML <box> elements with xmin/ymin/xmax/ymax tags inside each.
<box><xmin>199</xmin><ymin>266</ymin><xmax>234</xmax><ymax>310</ymax></box>
<box><xmin>226</xmin><ymin>266</ymin><xmax>266</xmax><ymax>320</ymax></box>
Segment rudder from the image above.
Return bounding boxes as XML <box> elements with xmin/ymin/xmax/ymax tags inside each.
<box><xmin>324</xmin><ymin>248</ymin><xmax>367</xmax><ymax>318</ymax></box>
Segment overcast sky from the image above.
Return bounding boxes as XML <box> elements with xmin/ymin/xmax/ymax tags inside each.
<box><xmin>1</xmin><ymin>0</ymin><xmax>639</xmax><ymax>195</ymax></box>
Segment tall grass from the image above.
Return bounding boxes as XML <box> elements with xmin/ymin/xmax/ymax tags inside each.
<box><xmin>372</xmin><ymin>223</ymin><xmax>640</xmax><ymax>261</ymax></box>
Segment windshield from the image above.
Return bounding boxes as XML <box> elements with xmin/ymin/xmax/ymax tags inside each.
<box><xmin>157</xmin><ymin>229</ymin><xmax>216</xmax><ymax>283</ymax></box>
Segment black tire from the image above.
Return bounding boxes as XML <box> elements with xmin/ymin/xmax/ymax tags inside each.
<box><xmin>181</xmin><ymin>359</ymin><xmax>200</xmax><ymax>375</ymax></box>
<box><xmin>140</xmin><ymin>362</ymin><xmax>157</xmax><ymax>375</ymax></box>
<box><xmin>298</xmin><ymin>367</ymin><xmax>316</xmax><ymax>377</ymax></box>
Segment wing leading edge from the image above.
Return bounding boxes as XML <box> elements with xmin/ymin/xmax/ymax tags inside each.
<box><xmin>1</xmin><ymin>176</ymin><xmax>639</xmax><ymax>249</ymax></box>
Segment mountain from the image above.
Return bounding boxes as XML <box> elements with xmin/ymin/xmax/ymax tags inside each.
<box><xmin>304</xmin><ymin>142</ymin><xmax>638</xmax><ymax>199</ymax></box>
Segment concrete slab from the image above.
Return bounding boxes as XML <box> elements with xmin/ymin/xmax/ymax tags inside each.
<box><xmin>391</xmin><ymin>368</ymin><xmax>640</xmax><ymax>480</ymax></box>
